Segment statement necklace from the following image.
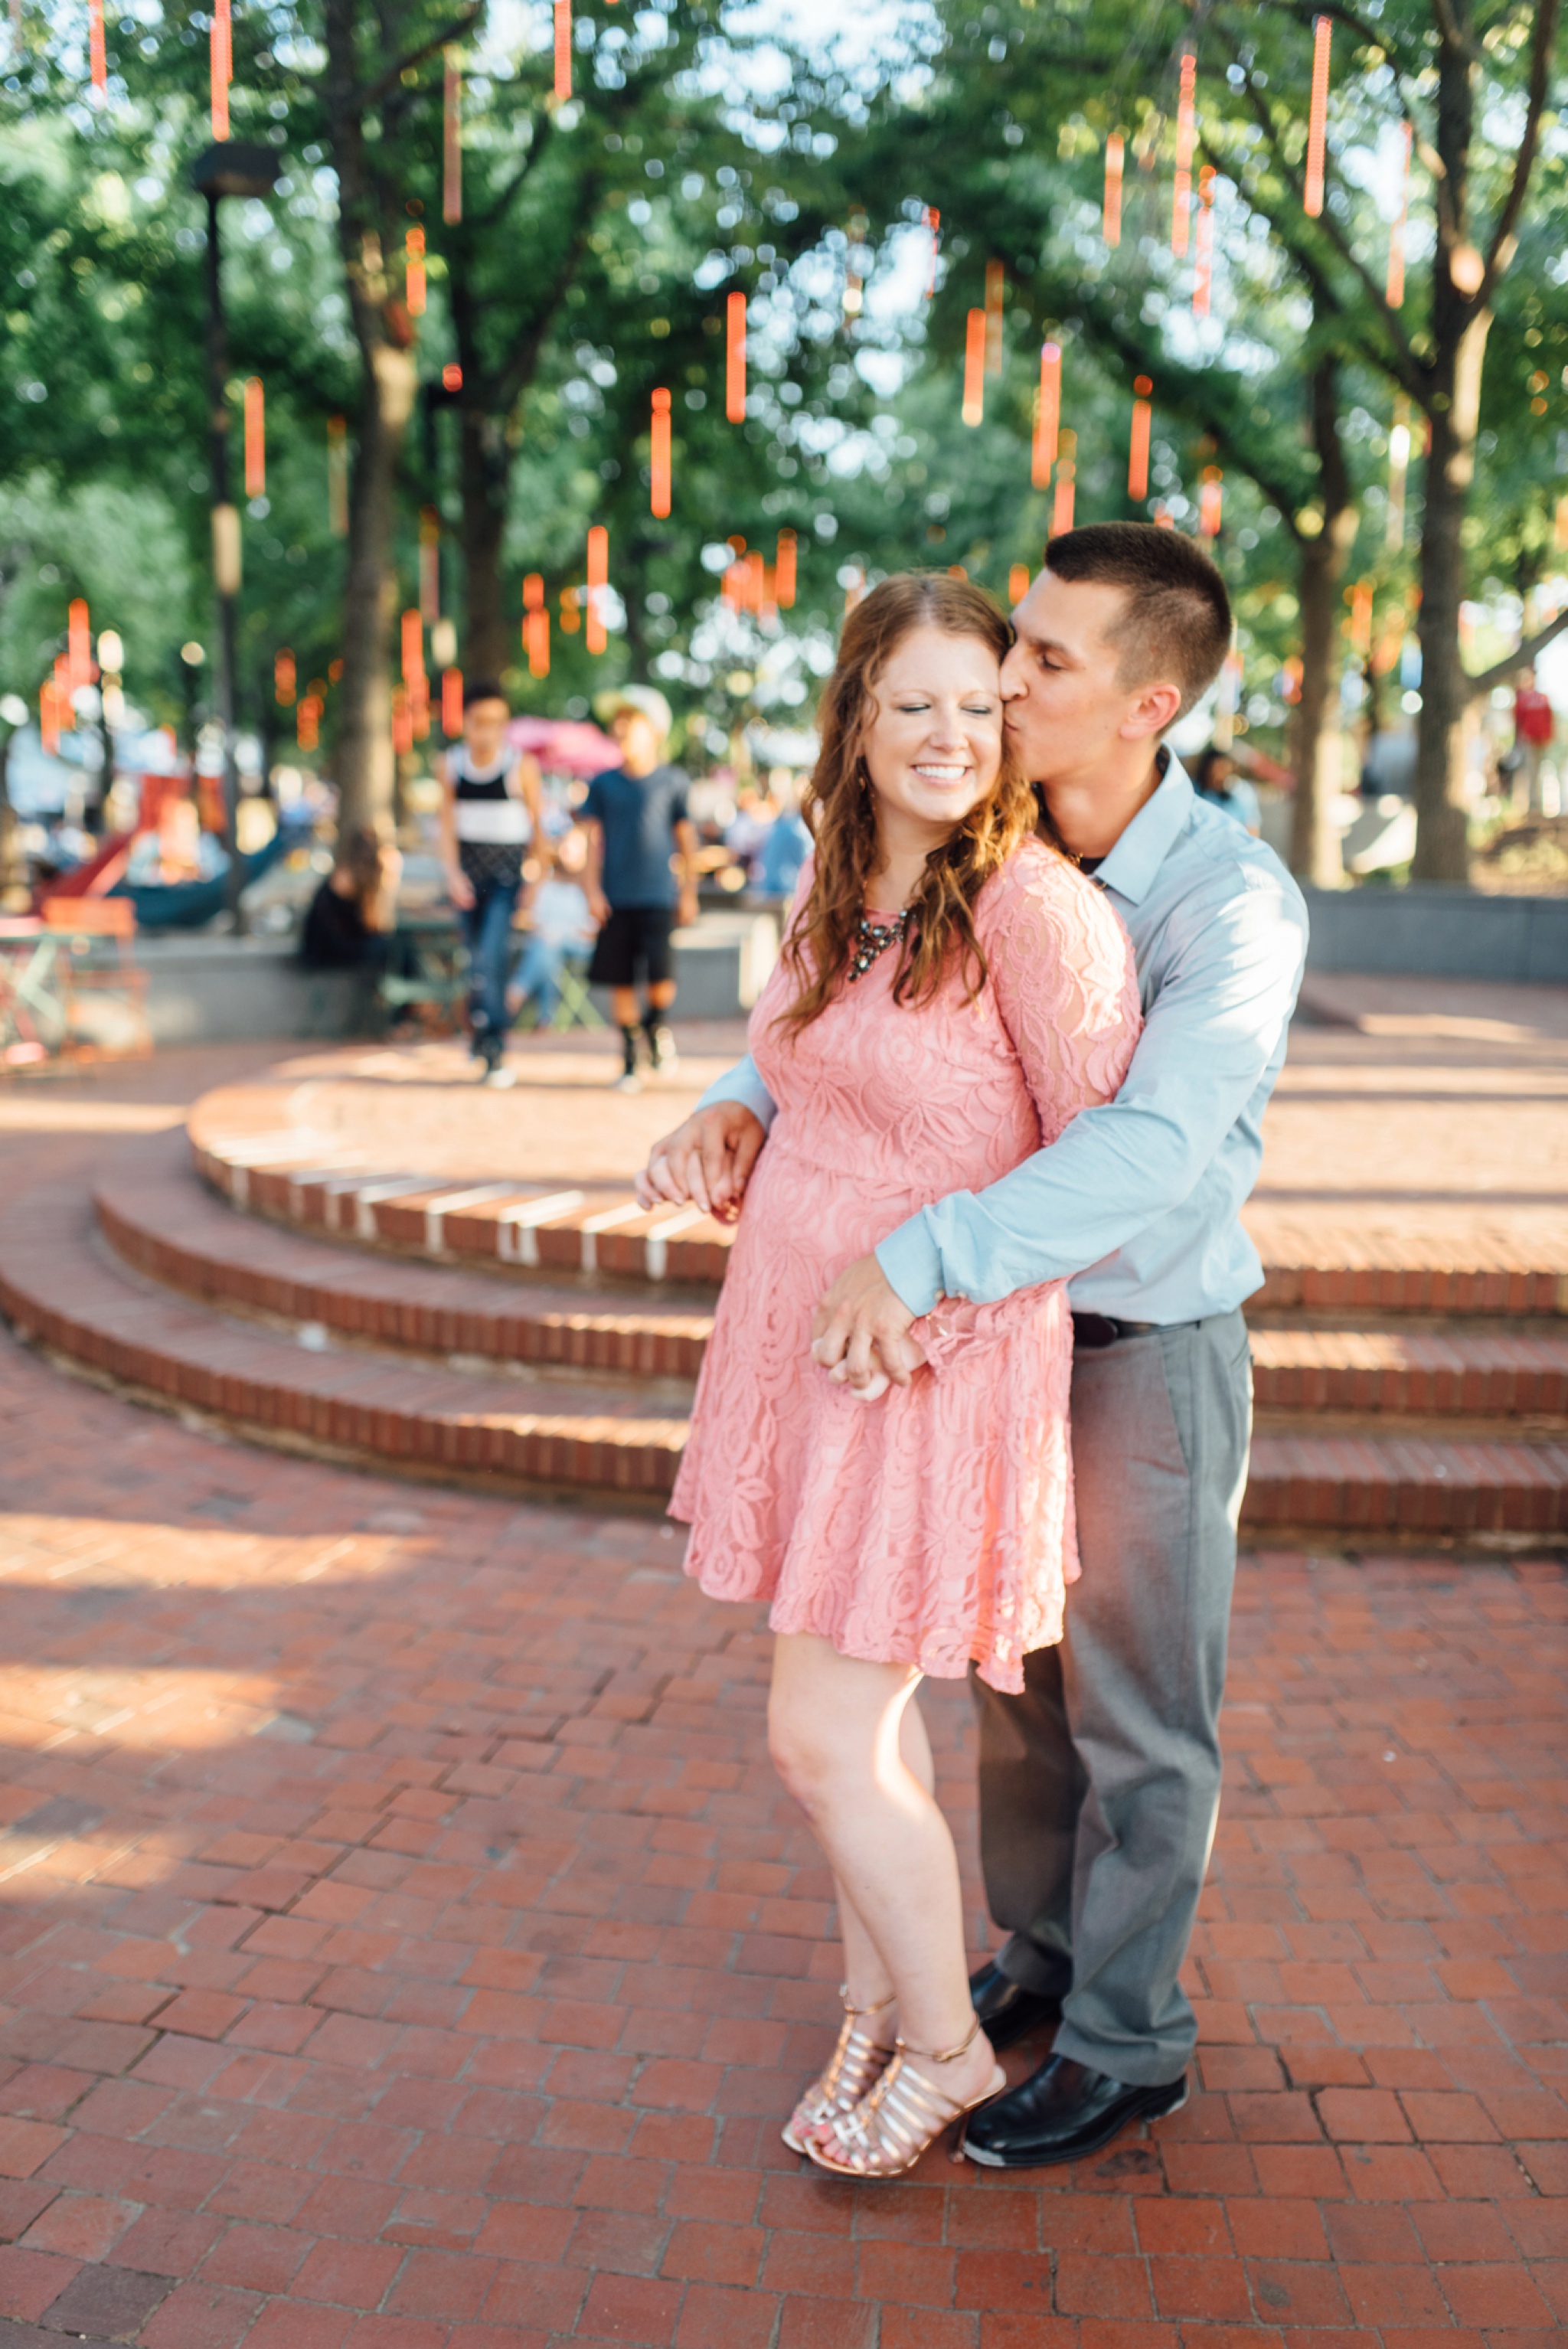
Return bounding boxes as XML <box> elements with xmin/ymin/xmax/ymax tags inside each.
<box><xmin>848</xmin><ymin>906</ymin><xmax>912</xmax><ymax>981</ymax></box>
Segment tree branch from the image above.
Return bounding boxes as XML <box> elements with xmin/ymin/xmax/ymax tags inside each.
<box><xmin>1466</xmin><ymin>605</ymin><xmax>1568</xmax><ymax>699</ymax></box>
<box><xmin>1476</xmin><ymin>0</ymin><xmax>1563</xmax><ymax>305</ymax></box>
<box><xmin>360</xmin><ymin>5</ymin><xmax>481</xmax><ymax>111</ymax></box>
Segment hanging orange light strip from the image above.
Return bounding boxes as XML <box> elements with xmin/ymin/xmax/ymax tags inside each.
<box><xmin>67</xmin><ymin>599</ymin><xmax>91</xmax><ymax>692</ymax></box>
<box><xmin>726</xmin><ymin>292</ymin><xmax>746</xmax><ymax>422</ymax></box>
<box><xmin>523</xmin><ymin>574</ymin><xmax>549</xmax><ymax>678</ymax></box>
<box><xmin>554</xmin><ymin>0</ymin><xmax>571</xmax><ymax>102</ymax></box>
<box><xmin>88</xmin><ymin>0</ymin><xmax>106</xmax><ymax>100</ymax></box>
<box><xmin>243</xmin><ymin>377</ymin><xmax>264</xmax><ymax>498</ymax></box>
<box><xmin>41</xmin><ymin>678</ymin><xmax>60</xmax><ymax>756</ymax></box>
<box><xmin>274</xmin><ymin>649</ymin><xmax>296</xmax><ymax>707</ymax></box>
<box><xmin>1199</xmin><ymin>466</ymin><xmax>1223</xmax><ymax>537</ymax></box>
<box><xmin>297</xmin><ymin>691</ymin><xmax>320</xmax><ymax>753</ymax></box>
<box><xmin>1031</xmin><ymin>341</ymin><xmax>1060</xmax><ymax>489</ymax></box>
<box><xmin>1102</xmin><ymin>133</ymin><xmax>1124</xmax><ymax>248</ymax></box>
<box><xmin>650</xmin><ymin>388</ymin><xmax>671</xmax><ymax>518</ymax></box>
<box><xmin>962</xmin><ymin>309</ymin><xmax>985</xmax><ymax>426</ymax></box>
<box><xmin>1193</xmin><ymin>167</ymin><xmax>1215</xmax><ymax>317</ymax></box>
<box><xmin>400</xmin><ymin>609</ymin><xmax>423</xmax><ymax>691</ymax></box>
<box><xmin>405</xmin><ymin>226</ymin><xmax>426</xmax><ymax>316</ymax></box>
<box><xmin>1051</xmin><ymin>432</ymin><xmax>1076</xmax><ymax>536</ymax></box>
<box><xmin>923</xmin><ymin>207</ymin><xmax>940</xmax><ymax>298</ymax></box>
<box><xmin>211</xmin><ymin>0</ymin><xmax>230</xmax><ymax>139</ymax></box>
<box><xmin>1171</xmin><ymin>52</ymin><xmax>1196</xmax><ymax>256</ymax></box>
<box><xmin>1304</xmin><ymin>15</ymin><xmax>1331</xmax><ymax>217</ymax></box>
<box><xmin>985</xmin><ymin>260</ymin><xmax>1004</xmax><ymax>377</ymax></box>
<box><xmin>1128</xmin><ymin>374</ymin><xmax>1153</xmax><ymax>501</ymax></box>
<box><xmin>586</xmin><ymin>526</ymin><xmax>608</xmax><ymax>655</ymax></box>
<box><xmin>775</xmin><ymin>528</ymin><xmax>797</xmax><ymax>609</ymax></box>
<box><xmin>1387</xmin><ymin>122</ymin><xmax>1410</xmax><ymax>307</ymax></box>
<box><xmin>391</xmin><ymin>686</ymin><xmax>414</xmax><ymax>758</ymax></box>
<box><xmin>443</xmin><ymin>49</ymin><xmax>462</xmax><ymax>223</ymax></box>
<box><xmin>54</xmin><ymin>654</ymin><xmax>76</xmax><ymax>730</ymax></box>
<box><xmin>327</xmin><ymin>417</ymin><xmax>348</xmax><ymax>537</ymax></box>
<box><xmin>441</xmin><ymin>668</ymin><xmax>463</xmax><ymax>735</ymax></box>
<box><xmin>1008</xmin><ymin>563</ymin><xmax>1031</xmax><ymax>606</ymax></box>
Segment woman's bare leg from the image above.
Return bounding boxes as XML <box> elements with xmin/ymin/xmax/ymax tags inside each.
<box><xmin>769</xmin><ymin>1632</ymin><xmax>995</xmax><ymax>2106</ymax></box>
<box><xmin>831</xmin><ymin>1695</ymin><xmax>936</xmax><ymax>2029</ymax></box>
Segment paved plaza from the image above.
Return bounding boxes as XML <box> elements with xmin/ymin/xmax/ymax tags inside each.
<box><xmin>0</xmin><ymin>1024</ymin><xmax>1561</xmax><ymax>2344</ymax></box>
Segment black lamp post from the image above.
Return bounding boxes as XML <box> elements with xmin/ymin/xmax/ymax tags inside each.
<box><xmin>189</xmin><ymin>140</ymin><xmax>280</xmax><ymax>919</ymax></box>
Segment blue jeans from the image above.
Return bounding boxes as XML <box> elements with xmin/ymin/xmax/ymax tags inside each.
<box><xmin>461</xmin><ymin>877</ymin><xmax>519</xmax><ymax>1047</ymax></box>
<box><xmin>511</xmin><ymin>929</ymin><xmax>567</xmax><ymax>1025</ymax></box>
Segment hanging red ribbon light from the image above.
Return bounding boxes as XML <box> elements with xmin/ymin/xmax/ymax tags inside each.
<box><xmin>1128</xmin><ymin>375</ymin><xmax>1153</xmax><ymax>501</ymax></box>
<box><xmin>297</xmin><ymin>689</ymin><xmax>321</xmax><ymax>753</ymax></box>
<box><xmin>1199</xmin><ymin>466</ymin><xmax>1223</xmax><ymax>537</ymax></box>
<box><xmin>923</xmin><ymin>207</ymin><xmax>940</xmax><ymax>298</ymax></box>
<box><xmin>41</xmin><ymin>678</ymin><xmax>60</xmax><ymax>756</ymax></box>
<box><xmin>243</xmin><ymin>377</ymin><xmax>264</xmax><ymax>498</ymax></box>
<box><xmin>405</xmin><ymin>226</ymin><xmax>426</xmax><ymax>316</ymax></box>
<box><xmin>1387</xmin><ymin>123</ymin><xmax>1410</xmax><ymax>307</ymax></box>
<box><xmin>650</xmin><ymin>388</ymin><xmax>671</xmax><ymax>518</ymax></box>
<box><xmin>1008</xmin><ymin>564</ymin><xmax>1031</xmax><ymax>606</ymax></box>
<box><xmin>962</xmin><ymin>309</ymin><xmax>985</xmax><ymax>427</ymax></box>
<box><xmin>1052</xmin><ymin>433</ymin><xmax>1076</xmax><ymax>536</ymax></box>
<box><xmin>586</xmin><ymin>526</ymin><xmax>608</xmax><ymax>655</ymax></box>
<box><xmin>523</xmin><ymin>574</ymin><xmax>549</xmax><ymax>678</ymax></box>
<box><xmin>211</xmin><ymin>0</ymin><xmax>230</xmax><ymax>139</ymax></box>
<box><xmin>1193</xmin><ymin>167</ymin><xmax>1215</xmax><ymax>317</ymax></box>
<box><xmin>1102</xmin><ymin>133</ymin><xmax>1124</xmax><ymax>248</ymax></box>
<box><xmin>775</xmin><ymin>528</ymin><xmax>796</xmax><ymax>609</ymax></box>
<box><xmin>726</xmin><ymin>292</ymin><xmax>746</xmax><ymax>422</ymax></box>
<box><xmin>1031</xmin><ymin>341</ymin><xmax>1060</xmax><ymax>489</ymax></box>
<box><xmin>554</xmin><ymin>0</ymin><xmax>571</xmax><ymax>101</ymax></box>
<box><xmin>88</xmin><ymin>0</ymin><xmax>106</xmax><ymax>100</ymax></box>
<box><xmin>67</xmin><ymin>599</ymin><xmax>92</xmax><ymax>693</ymax></box>
<box><xmin>441</xmin><ymin>668</ymin><xmax>462</xmax><ymax>735</ymax></box>
<box><xmin>274</xmin><ymin>649</ymin><xmax>296</xmax><ymax>707</ymax></box>
<box><xmin>1171</xmin><ymin>52</ymin><xmax>1196</xmax><ymax>256</ymax></box>
<box><xmin>443</xmin><ymin>49</ymin><xmax>462</xmax><ymax>223</ymax></box>
<box><xmin>1304</xmin><ymin>16</ymin><xmax>1331</xmax><ymax>217</ymax></box>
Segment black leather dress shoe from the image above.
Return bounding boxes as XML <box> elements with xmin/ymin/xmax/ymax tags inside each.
<box><xmin>962</xmin><ymin>2053</ymin><xmax>1188</xmax><ymax>2168</ymax></box>
<box><xmin>968</xmin><ymin>1960</ymin><xmax>1061</xmax><ymax>2053</ymax></box>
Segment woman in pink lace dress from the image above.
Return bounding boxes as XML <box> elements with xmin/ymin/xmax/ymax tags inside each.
<box><xmin>666</xmin><ymin>575</ymin><xmax>1139</xmax><ymax>2177</ymax></box>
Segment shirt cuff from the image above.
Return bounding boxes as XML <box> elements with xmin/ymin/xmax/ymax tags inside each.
<box><xmin>694</xmin><ymin>1059</ymin><xmax>779</xmax><ymax>1132</ymax></box>
<box><xmin>875</xmin><ymin>1213</ymin><xmax>943</xmax><ymax>1318</ymax></box>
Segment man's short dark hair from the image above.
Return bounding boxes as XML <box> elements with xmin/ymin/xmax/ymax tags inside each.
<box><xmin>463</xmin><ymin>678</ymin><xmax>508</xmax><ymax>710</ymax></box>
<box><xmin>1044</xmin><ymin>522</ymin><xmax>1230</xmax><ymax>718</ymax></box>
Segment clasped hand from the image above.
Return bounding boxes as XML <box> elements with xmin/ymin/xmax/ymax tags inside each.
<box><xmin>635</xmin><ymin>1106</ymin><xmax>925</xmax><ymax>1396</ymax></box>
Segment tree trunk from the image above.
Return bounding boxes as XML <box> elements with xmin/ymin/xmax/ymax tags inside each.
<box><xmin>1289</xmin><ymin>358</ymin><xmax>1356</xmax><ymax>887</ymax></box>
<box><xmin>458</xmin><ymin>406</ymin><xmax>513</xmax><ymax>685</ymax></box>
<box><xmin>1411</xmin><ymin>311</ymin><xmax>1491</xmax><ymax>880</ymax></box>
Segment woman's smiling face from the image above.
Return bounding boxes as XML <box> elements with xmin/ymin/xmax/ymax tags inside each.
<box><xmin>859</xmin><ymin>625</ymin><xmax>1007</xmax><ymax>843</ymax></box>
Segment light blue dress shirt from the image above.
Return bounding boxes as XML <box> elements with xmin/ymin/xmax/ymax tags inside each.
<box><xmin>697</xmin><ymin>757</ymin><xmax>1309</xmax><ymax>1326</ymax></box>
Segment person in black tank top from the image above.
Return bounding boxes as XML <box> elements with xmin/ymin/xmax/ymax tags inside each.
<box><xmin>439</xmin><ymin>680</ymin><xmax>543</xmax><ymax>1084</ymax></box>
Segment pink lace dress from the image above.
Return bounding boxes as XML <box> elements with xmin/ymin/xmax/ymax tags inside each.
<box><xmin>670</xmin><ymin>838</ymin><xmax>1140</xmax><ymax>1691</ymax></box>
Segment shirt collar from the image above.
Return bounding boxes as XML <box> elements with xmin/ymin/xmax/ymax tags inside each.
<box><xmin>1091</xmin><ymin>750</ymin><xmax>1194</xmax><ymax>907</ymax></box>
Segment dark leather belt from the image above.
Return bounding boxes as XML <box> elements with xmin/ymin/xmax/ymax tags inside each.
<box><xmin>1071</xmin><ymin>1312</ymin><xmax>1160</xmax><ymax>1349</ymax></box>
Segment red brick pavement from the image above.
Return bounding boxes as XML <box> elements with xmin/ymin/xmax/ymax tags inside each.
<box><xmin>0</xmin><ymin>1043</ymin><xmax>1565</xmax><ymax>2345</ymax></box>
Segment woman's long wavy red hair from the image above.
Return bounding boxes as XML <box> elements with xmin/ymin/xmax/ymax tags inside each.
<box><xmin>776</xmin><ymin>572</ymin><xmax>1038</xmax><ymax>1035</ymax></box>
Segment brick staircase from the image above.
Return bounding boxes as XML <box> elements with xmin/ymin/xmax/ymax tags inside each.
<box><xmin>1</xmin><ymin>1101</ymin><xmax>1566</xmax><ymax>1537</ymax></box>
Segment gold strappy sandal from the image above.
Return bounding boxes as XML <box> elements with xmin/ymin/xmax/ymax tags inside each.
<box><xmin>802</xmin><ymin>2014</ymin><xmax>1004</xmax><ymax>2180</ymax></box>
<box><xmin>782</xmin><ymin>1986</ymin><xmax>897</xmax><ymax>2156</ymax></box>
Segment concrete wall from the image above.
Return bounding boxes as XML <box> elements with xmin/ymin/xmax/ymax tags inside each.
<box><xmin>1302</xmin><ymin>887</ymin><xmax>1568</xmax><ymax>985</ymax></box>
<box><xmin>136</xmin><ymin>910</ymin><xmax>781</xmax><ymax>1045</ymax></box>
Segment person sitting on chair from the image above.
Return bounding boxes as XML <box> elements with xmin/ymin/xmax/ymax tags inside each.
<box><xmin>299</xmin><ymin>821</ymin><xmax>403</xmax><ymax>969</ymax></box>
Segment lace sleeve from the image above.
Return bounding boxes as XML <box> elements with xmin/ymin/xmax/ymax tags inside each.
<box><xmin>912</xmin><ymin>845</ymin><xmax>1141</xmax><ymax>1375</ymax></box>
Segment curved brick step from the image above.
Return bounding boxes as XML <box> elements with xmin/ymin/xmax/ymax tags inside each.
<box><xmin>1250</xmin><ymin>1325</ymin><xmax>1568</xmax><ymax>1420</ymax></box>
<box><xmin>97</xmin><ymin>1133</ymin><xmax>714</xmax><ymax>1379</ymax></box>
<box><xmin>0</xmin><ymin>1183</ymin><xmax>690</xmax><ymax>1498</ymax></box>
<box><xmin>1244</xmin><ymin>1432</ymin><xmax>1568</xmax><ymax>1536</ymax></box>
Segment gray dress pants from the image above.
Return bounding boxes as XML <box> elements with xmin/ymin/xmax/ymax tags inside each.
<box><xmin>972</xmin><ymin>1309</ymin><xmax>1252</xmax><ymax>2086</ymax></box>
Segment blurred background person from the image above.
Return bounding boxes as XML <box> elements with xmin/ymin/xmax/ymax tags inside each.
<box><xmin>300</xmin><ymin>818</ymin><xmax>403</xmax><ymax>970</ymax></box>
<box><xmin>510</xmin><ymin>825</ymin><xmax>596</xmax><ymax>1030</ymax></box>
<box><xmin>583</xmin><ymin>685</ymin><xmax>698</xmax><ymax>1093</ymax></box>
<box><xmin>439</xmin><ymin>680</ymin><xmax>544</xmax><ymax>1086</ymax></box>
<box><xmin>1511</xmin><ymin>668</ymin><xmax>1556</xmax><ymax>815</ymax></box>
<box><xmin>1191</xmin><ymin>745</ymin><xmax>1262</xmax><ymax>837</ymax></box>
<box><xmin>756</xmin><ymin>772</ymin><xmax>813</xmax><ymax>899</ymax></box>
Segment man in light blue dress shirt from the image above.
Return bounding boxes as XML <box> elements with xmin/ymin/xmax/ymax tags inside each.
<box><xmin>638</xmin><ymin>525</ymin><xmax>1308</xmax><ymax>2166</ymax></box>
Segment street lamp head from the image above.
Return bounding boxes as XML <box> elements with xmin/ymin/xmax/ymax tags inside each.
<box><xmin>190</xmin><ymin>142</ymin><xmax>282</xmax><ymax>201</ymax></box>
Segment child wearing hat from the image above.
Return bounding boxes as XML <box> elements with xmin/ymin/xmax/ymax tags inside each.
<box><xmin>583</xmin><ymin>685</ymin><xmax>699</xmax><ymax>1092</ymax></box>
